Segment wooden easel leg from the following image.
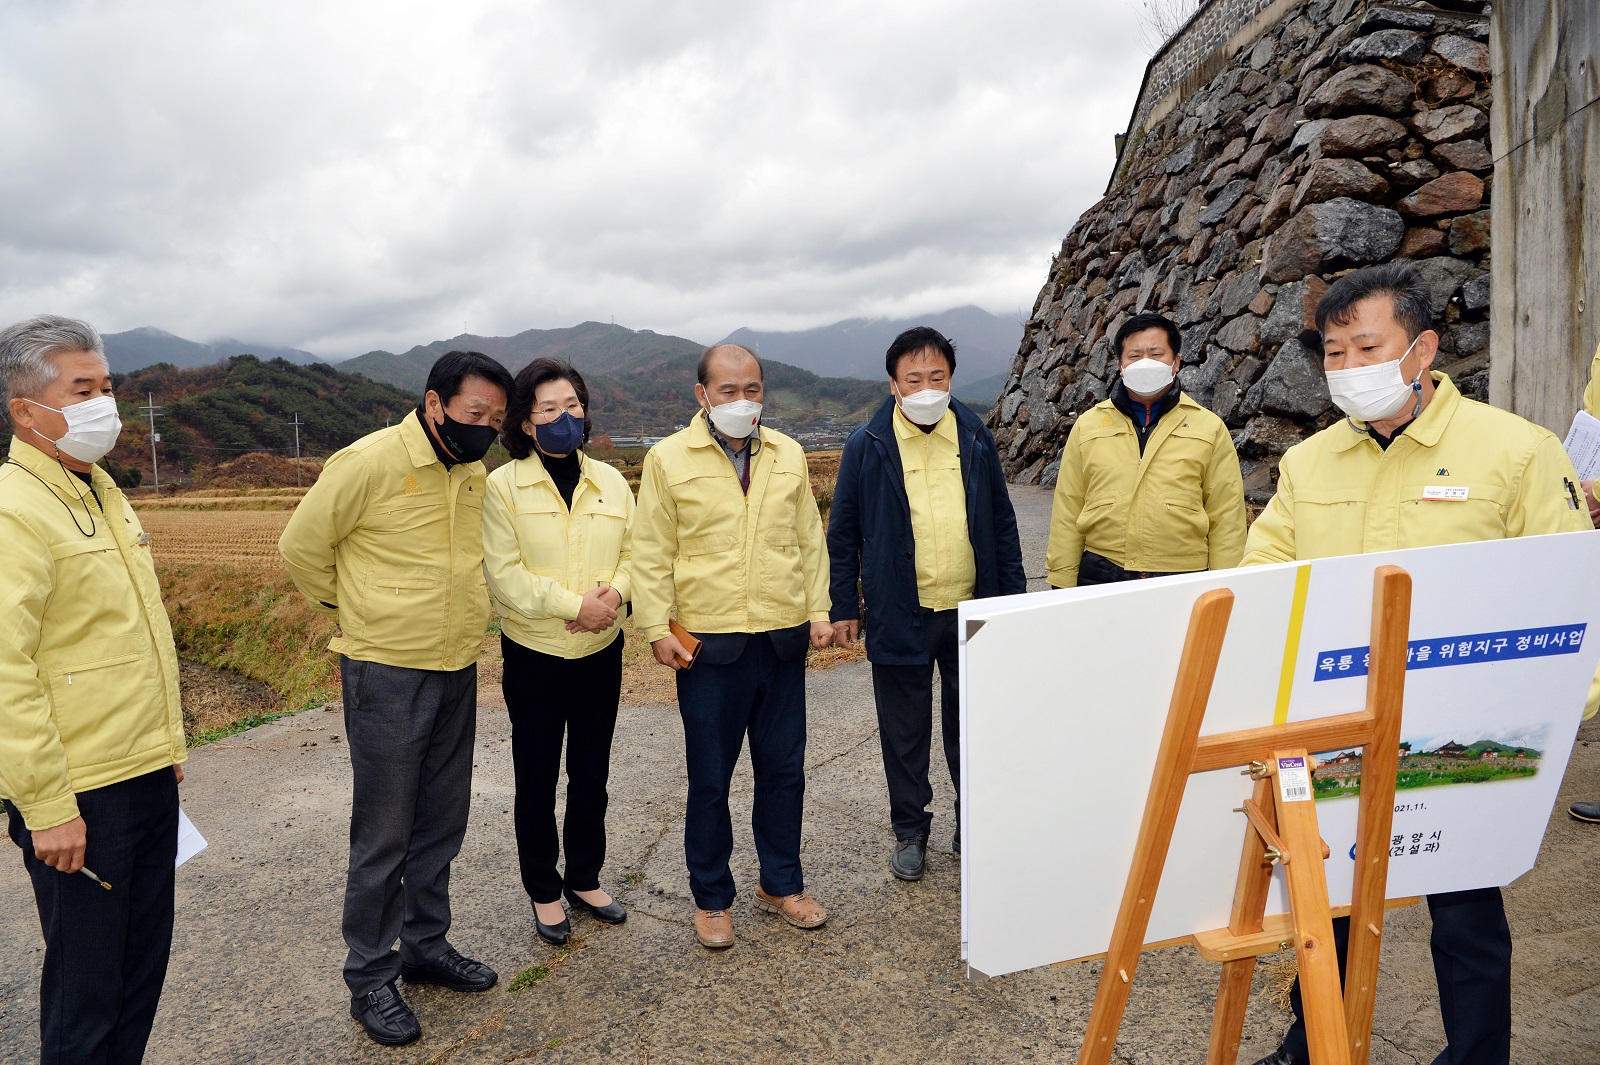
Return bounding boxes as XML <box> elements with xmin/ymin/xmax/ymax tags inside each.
<box><xmin>1076</xmin><ymin>588</ymin><xmax>1235</xmax><ymax>1065</ymax></box>
<box><xmin>1274</xmin><ymin>746</ymin><xmax>1352</xmax><ymax>1065</ymax></box>
<box><xmin>1208</xmin><ymin>776</ymin><xmax>1280</xmax><ymax>1065</ymax></box>
<box><xmin>1342</xmin><ymin>567</ymin><xmax>1410</xmax><ymax>1065</ymax></box>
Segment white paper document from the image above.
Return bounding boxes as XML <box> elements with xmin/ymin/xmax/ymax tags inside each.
<box><xmin>176</xmin><ymin>806</ymin><xmax>207</xmax><ymax>868</ymax></box>
<box><xmin>1563</xmin><ymin>409</ymin><xmax>1600</xmax><ymax>479</ymax></box>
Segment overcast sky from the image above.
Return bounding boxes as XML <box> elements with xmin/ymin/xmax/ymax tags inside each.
<box><xmin>0</xmin><ymin>1</ymin><xmax>1149</xmax><ymax>358</ymax></box>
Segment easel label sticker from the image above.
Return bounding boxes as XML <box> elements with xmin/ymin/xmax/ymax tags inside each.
<box><xmin>1277</xmin><ymin>756</ymin><xmax>1312</xmax><ymax>803</ymax></box>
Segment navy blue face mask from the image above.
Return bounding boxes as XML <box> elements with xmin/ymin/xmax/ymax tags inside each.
<box><xmin>534</xmin><ymin>411</ymin><xmax>586</xmax><ymax>455</ymax></box>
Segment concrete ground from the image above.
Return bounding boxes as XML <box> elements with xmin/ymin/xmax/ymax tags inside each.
<box><xmin>3</xmin><ymin>486</ymin><xmax>1598</xmax><ymax>1064</ymax></box>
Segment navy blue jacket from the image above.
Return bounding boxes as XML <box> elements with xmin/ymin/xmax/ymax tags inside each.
<box><xmin>827</xmin><ymin>397</ymin><xmax>1026</xmax><ymax>665</ymax></box>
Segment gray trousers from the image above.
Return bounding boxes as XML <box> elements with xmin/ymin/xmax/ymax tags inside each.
<box><xmin>340</xmin><ymin>656</ymin><xmax>477</xmax><ymax>996</ymax></box>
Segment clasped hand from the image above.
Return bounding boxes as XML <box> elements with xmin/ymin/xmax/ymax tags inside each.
<box><xmin>565</xmin><ymin>586</ymin><xmax>621</xmax><ymax>634</ymax></box>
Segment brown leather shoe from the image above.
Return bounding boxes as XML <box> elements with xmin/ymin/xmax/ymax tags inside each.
<box><xmin>753</xmin><ymin>888</ymin><xmax>828</xmax><ymax>929</ymax></box>
<box><xmin>694</xmin><ymin>907</ymin><xmax>734</xmax><ymax>949</ymax></box>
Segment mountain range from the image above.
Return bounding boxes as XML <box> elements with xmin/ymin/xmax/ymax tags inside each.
<box><xmin>104</xmin><ymin>327</ymin><xmax>322</xmax><ymax>372</ymax></box>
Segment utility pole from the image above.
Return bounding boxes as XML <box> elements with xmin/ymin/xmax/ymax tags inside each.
<box><xmin>289</xmin><ymin>412</ymin><xmax>303</xmax><ymax>488</ymax></box>
<box><xmin>138</xmin><ymin>392</ymin><xmax>163</xmax><ymax>491</ymax></box>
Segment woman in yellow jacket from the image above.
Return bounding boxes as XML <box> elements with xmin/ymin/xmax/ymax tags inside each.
<box><xmin>483</xmin><ymin>359</ymin><xmax>634</xmax><ymax>946</ymax></box>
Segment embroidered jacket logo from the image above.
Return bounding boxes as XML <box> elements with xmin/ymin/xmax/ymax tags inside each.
<box><xmin>1436</xmin><ymin>468</ymin><xmax>1449</xmax><ymax>476</ymax></box>
<box><xmin>401</xmin><ymin>474</ymin><xmax>422</xmax><ymax>496</ymax></box>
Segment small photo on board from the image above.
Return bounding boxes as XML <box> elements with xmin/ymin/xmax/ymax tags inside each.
<box><xmin>1311</xmin><ymin>725</ymin><xmax>1549</xmax><ymax>800</ymax></box>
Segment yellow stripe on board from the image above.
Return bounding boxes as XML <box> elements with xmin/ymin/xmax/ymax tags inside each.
<box><xmin>1273</xmin><ymin>565</ymin><xmax>1314</xmax><ymax>725</ymax></box>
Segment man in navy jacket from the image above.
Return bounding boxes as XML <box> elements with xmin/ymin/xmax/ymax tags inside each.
<box><xmin>827</xmin><ymin>327</ymin><xmax>1025</xmax><ymax>881</ymax></box>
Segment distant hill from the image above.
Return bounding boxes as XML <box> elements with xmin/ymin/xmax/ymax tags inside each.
<box><xmin>335</xmin><ymin>322</ymin><xmax>703</xmax><ymax>393</ymax></box>
<box><xmin>105</xmin><ymin>327</ymin><xmax>323</xmax><ymax>373</ymax></box>
<box><xmin>101</xmin><ymin>355</ymin><xmax>419</xmax><ymax>482</ymax></box>
<box><xmin>333</xmin><ymin>321</ymin><xmax>886</xmax><ymax>437</ymax></box>
<box><xmin>719</xmin><ymin>306</ymin><xmax>1024</xmax><ymax>387</ymax></box>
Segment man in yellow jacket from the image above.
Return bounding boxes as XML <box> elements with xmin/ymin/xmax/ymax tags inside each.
<box><xmin>1046</xmin><ymin>312</ymin><xmax>1245</xmax><ymax>587</ymax></box>
<box><xmin>0</xmin><ymin>315</ymin><xmax>186</xmax><ymax>1064</ymax></box>
<box><xmin>1244</xmin><ymin>264</ymin><xmax>1591</xmax><ymax>1065</ymax></box>
<box><xmin>632</xmin><ymin>344</ymin><xmax>833</xmax><ymax>950</ymax></box>
<box><xmin>1566</xmin><ymin>339</ymin><xmax>1600</xmax><ymax>824</ymax></box>
<box><xmin>279</xmin><ymin>350</ymin><xmax>511</xmax><ymax>1047</ymax></box>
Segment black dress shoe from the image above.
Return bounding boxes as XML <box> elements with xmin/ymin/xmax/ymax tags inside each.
<box><xmin>351</xmin><ymin>982</ymin><xmax>421</xmax><ymax>1046</ymax></box>
<box><xmin>534</xmin><ymin>905</ymin><xmax>571</xmax><ymax>946</ymax></box>
<box><xmin>952</xmin><ymin>824</ymin><xmax>961</xmax><ymax>855</ymax></box>
<box><xmin>565</xmin><ymin>888</ymin><xmax>628</xmax><ymax>924</ymax></box>
<box><xmin>1250</xmin><ymin>1048</ymin><xmax>1308</xmax><ymax>1065</ymax></box>
<box><xmin>400</xmin><ymin>947</ymin><xmax>498</xmax><ymax>992</ymax></box>
<box><xmin>891</xmin><ymin>834</ymin><xmax>928</xmax><ymax>881</ymax></box>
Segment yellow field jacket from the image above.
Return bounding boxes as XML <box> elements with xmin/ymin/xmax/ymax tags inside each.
<box><xmin>0</xmin><ymin>438</ymin><xmax>185</xmax><ymax>830</ymax></box>
<box><xmin>1243</xmin><ymin>374</ymin><xmax>1591</xmax><ymax>565</ymax></box>
<box><xmin>1045</xmin><ymin>390</ymin><xmax>1246</xmax><ymax>586</ymax></box>
<box><xmin>894</xmin><ymin>406</ymin><xmax>976</xmax><ymax>610</ymax></box>
<box><xmin>631</xmin><ymin>413</ymin><xmax>830</xmax><ymax>642</ymax></box>
<box><xmin>482</xmin><ymin>452</ymin><xmax>634</xmax><ymax>658</ymax></box>
<box><xmin>279</xmin><ymin>412</ymin><xmax>491</xmax><ymax>671</ymax></box>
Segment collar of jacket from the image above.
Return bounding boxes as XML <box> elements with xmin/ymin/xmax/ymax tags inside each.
<box><xmin>1332</xmin><ymin>372</ymin><xmax>1460</xmax><ymax>453</ymax></box>
<box><xmin>512</xmin><ymin>448</ymin><xmax>606</xmax><ymax>491</ymax></box>
<box><xmin>400</xmin><ymin>408</ymin><xmax>476</xmax><ymax>471</ymax></box>
<box><xmin>1090</xmin><ymin>387</ymin><xmax>1203</xmax><ymax>425</ymax></box>
<box><xmin>863</xmin><ymin>394</ymin><xmax>983</xmax><ymax>445</ymax></box>
<box><xmin>1109</xmin><ymin>378</ymin><xmax>1182</xmax><ymax>426</ymax></box>
<box><xmin>5</xmin><ymin>435</ymin><xmax>117</xmax><ymax>497</ymax></box>
<box><xmin>688</xmin><ymin>408</ymin><xmax>772</xmax><ymax>455</ymax></box>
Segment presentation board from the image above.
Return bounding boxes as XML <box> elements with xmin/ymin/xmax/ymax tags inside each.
<box><xmin>958</xmin><ymin>532</ymin><xmax>1600</xmax><ymax>979</ymax></box>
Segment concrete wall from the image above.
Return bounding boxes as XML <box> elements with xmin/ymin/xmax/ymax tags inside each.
<box><xmin>1488</xmin><ymin>1</ymin><xmax>1600</xmax><ymax>433</ymax></box>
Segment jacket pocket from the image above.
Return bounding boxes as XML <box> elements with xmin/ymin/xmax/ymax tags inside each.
<box><xmin>759</xmin><ymin>529</ymin><xmax>804</xmax><ymax>614</ymax></box>
<box><xmin>674</xmin><ymin>532</ymin><xmax>739</xmax><ymax>597</ymax></box>
<box><xmin>40</xmin><ymin>633</ymin><xmax>154</xmax><ymax>764</ymax></box>
<box><xmin>1291</xmin><ymin>488</ymin><xmax>1368</xmax><ymax>559</ymax></box>
<box><xmin>1396</xmin><ymin>484</ymin><xmax>1509</xmax><ymax>546</ymax></box>
<box><xmin>357</xmin><ymin>571</ymin><xmax>443</xmax><ymax>654</ymax></box>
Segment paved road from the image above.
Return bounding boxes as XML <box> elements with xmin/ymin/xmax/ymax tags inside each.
<box><xmin>4</xmin><ymin>487</ymin><xmax>1598</xmax><ymax>1063</ymax></box>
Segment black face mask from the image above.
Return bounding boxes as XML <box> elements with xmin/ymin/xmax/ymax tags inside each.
<box><xmin>436</xmin><ymin>409</ymin><xmax>499</xmax><ymax>463</ymax></box>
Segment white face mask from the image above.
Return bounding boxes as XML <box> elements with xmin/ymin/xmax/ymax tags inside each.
<box><xmin>1324</xmin><ymin>335</ymin><xmax>1424</xmax><ymax>423</ymax></box>
<box><xmin>894</xmin><ymin>385</ymin><xmax>952</xmax><ymax>426</ymax></box>
<box><xmin>706</xmin><ymin>398</ymin><xmax>762</xmax><ymax>439</ymax></box>
<box><xmin>32</xmin><ymin>394</ymin><xmax>123</xmax><ymax>463</ymax></box>
<box><xmin>1121</xmin><ymin>357</ymin><xmax>1175</xmax><ymax>397</ymax></box>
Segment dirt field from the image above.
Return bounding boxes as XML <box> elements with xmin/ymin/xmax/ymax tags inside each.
<box><xmin>138</xmin><ymin>509</ymin><xmax>294</xmax><ymax>569</ymax></box>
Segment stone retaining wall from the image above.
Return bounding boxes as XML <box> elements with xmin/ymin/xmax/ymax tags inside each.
<box><xmin>992</xmin><ymin>0</ymin><xmax>1493</xmax><ymax>501</ymax></box>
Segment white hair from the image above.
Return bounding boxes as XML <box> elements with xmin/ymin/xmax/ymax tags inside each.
<box><xmin>0</xmin><ymin>315</ymin><xmax>108</xmax><ymax>426</ymax></box>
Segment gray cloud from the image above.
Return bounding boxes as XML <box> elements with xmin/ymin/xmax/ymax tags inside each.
<box><xmin>0</xmin><ymin>0</ymin><xmax>1149</xmax><ymax>357</ymax></box>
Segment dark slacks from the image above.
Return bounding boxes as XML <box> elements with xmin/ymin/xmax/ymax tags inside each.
<box><xmin>340</xmin><ymin>656</ymin><xmax>477</xmax><ymax>996</ymax></box>
<box><xmin>676</xmin><ymin>630</ymin><xmax>808</xmax><ymax>910</ymax></box>
<box><xmin>7</xmin><ymin>767</ymin><xmax>178</xmax><ymax>1065</ymax></box>
<box><xmin>869</xmin><ymin>607</ymin><xmax>960</xmax><ymax>841</ymax></box>
<box><xmin>1282</xmin><ymin>887</ymin><xmax>1511</xmax><ymax>1065</ymax></box>
<box><xmin>501</xmin><ymin>633</ymin><xmax>623</xmax><ymax>903</ymax></box>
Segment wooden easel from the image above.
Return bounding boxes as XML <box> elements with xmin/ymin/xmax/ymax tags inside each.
<box><xmin>1076</xmin><ymin>566</ymin><xmax>1412</xmax><ymax>1065</ymax></box>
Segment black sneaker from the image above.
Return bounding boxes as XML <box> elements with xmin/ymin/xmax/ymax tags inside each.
<box><xmin>351</xmin><ymin>982</ymin><xmax>421</xmax><ymax>1046</ymax></box>
<box><xmin>891</xmin><ymin>835</ymin><xmax>929</xmax><ymax>881</ymax></box>
<box><xmin>1251</xmin><ymin>1049</ymin><xmax>1308</xmax><ymax>1065</ymax></box>
<box><xmin>400</xmin><ymin>947</ymin><xmax>498</xmax><ymax>993</ymax></box>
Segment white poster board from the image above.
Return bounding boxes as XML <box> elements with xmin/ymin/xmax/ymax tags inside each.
<box><xmin>959</xmin><ymin>532</ymin><xmax>1600</xmax><ymax>979</ymax></box>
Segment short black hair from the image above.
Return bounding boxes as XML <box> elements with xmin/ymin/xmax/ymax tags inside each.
<box><xmin>1314</xmin><ymin>262</ymin><xmax>1434</xmax><ymax>340</ymax></box>
<box><xmin>501</xmin><ymin>358</ymin><xmax>592</xmax><ymax>460</ymax></box>
<box><xmin>425</xmin><ymin>350</ymin><xmax>514</xmax><ymax>408</ymax></box>
<box><xmin>1113</xmin><ymin>313</ymin><xmax>1182</xmax><ymax>358</ymax></box>
<box><xmin>697</xmin><ymin>343</ymin><xmax>763</xmax><ymax>387</ymax></box>
<box><xmin>885</xmin><ymin>326</ymin><xmax>956</xmax><ymax>378</ymax></box>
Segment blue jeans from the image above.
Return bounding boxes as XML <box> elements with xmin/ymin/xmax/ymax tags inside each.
<box><xmin>676</xmin><ymin>630</ymin><xmax>808</xmax><ymax>909</ymax></box>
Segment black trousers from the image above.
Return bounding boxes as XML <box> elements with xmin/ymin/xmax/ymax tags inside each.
<box><xmin>501</xmin><ymin>633</ymin><xmax>623</xmax><ymax>903</ymax></box>
<box><xmin>6</xmin><ymin>767</ymin><xmax>178</xmax><ymax>1065</ymax></box>
<box><xmin>340</xmin><ymin>656</ymin><xmax>477</xmax><ymax>996</ymax></box>
<box><xmin>869</xmin><ymin>608</ymin><xmax>960</xmax><ymax>842</ymax></box>
<box><xmin>1282</xmin><ymin>887</ymin><xmax>1512</xmax><ymax>1065</ymax></box>
<box><xmin>1077</xmin><ymin>549</ymin><xmax>1184</xmax><ymax>585</ymax></box>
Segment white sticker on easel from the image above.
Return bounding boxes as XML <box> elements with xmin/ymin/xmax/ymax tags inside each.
<box><xmin>1277</xmin><ymin>756</ymin><xmax>1312</xmax><ymax>802</ymax></box>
